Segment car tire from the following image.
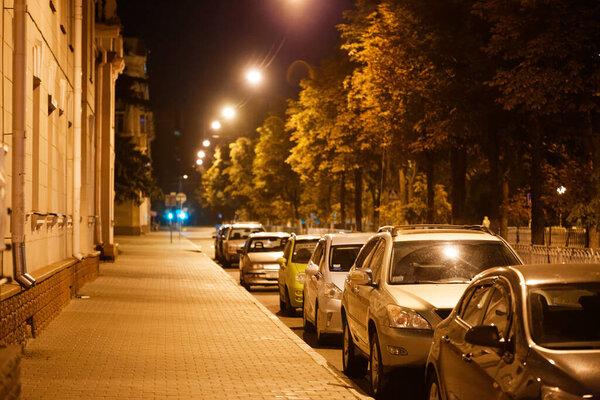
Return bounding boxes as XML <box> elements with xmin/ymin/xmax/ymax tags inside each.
<box><xmin>240</xmin><ymin>272</ymin><xmax>249</xmax><ymax>290</ymax></box>
<box><xmin>302</xmin><ymin>296</ymin><xmax>315</xmax><ymax>332</ymax></box>
<box><xmin>315</xmin><ymin>304</ymin><xmax>327</xmax><ymax>346</ymax></box>
<box><xmin>342</xmin><ymin>318</ymin><xmax>367</xmax><ymax>378</ymax></box>
<box><xmin>369</xmin><ymin>330</ymin><xmax>387</xmax><ymax>398</ymax></box>
<box><xmin>427</xmin><ymin>372</ymin><xmax>441</xmax><ymax>400</ymax></box>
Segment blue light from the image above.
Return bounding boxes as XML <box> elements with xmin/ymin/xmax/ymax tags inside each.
<box><xmin>181</xmin><ymin>211</ymin><xmax>188</xmax><ymax>220</ymax></box>
<box><xmin>167</xmin><ymin>212</ymin><xmax>173</xmax><ymax>220</ymax></box>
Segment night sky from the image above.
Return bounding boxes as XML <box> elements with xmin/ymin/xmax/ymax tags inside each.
<box><xmin>117</xmin><ymin>0</ymin><xmax>355</xmax><ymax>195</ymax></box>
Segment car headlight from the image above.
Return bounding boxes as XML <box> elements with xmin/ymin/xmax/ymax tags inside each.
<box><xmin>386</xmin><ymin>305</ymin><xmax>431</xmax><ymax>330</ymax></box>
<box><xmin>324</xmin><ymin>282</ymin><xmax>342</xmax><ymax>299</ymax></box>
<box><xmin>542</xmin><ymin>386</ymin><xmax>587</xmax><ymax>400</ymax></box>
<box><xmin>296</xmin><ymin>272</ymin><xmax>305</xmax><ymax>284</ymax></box>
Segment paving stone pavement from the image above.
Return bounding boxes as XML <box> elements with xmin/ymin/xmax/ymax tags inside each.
<box><xmin>20</xmin><ymin>232</ymin><xmax>369</xmax><ymax>400</ymax></box>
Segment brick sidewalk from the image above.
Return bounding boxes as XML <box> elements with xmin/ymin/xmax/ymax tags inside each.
<box><xmin>20</xmin><ymin>232</ymin><xmax>368</xmax><ymax>399</ymax></box>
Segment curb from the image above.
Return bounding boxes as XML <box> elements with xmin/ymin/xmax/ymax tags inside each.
<box><xmin>185</xmin><ymin>236</ymin><xmax>371</xmax><ymax>400</ymax></box>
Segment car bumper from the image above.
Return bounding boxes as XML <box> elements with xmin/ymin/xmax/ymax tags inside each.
<box><xmin>317</xmin><ymin>297</ymin><xmax>343</xmax><ymax>335</ymax></box>
<box><xmin>377</xmin><ymin>325</ymin><xmax>434</xmax><ymax>369</ymax></box>
<box><xmin>243</xmin><ymin>269</ymin><xmax>279</xmax><ymax>286</ymax></box>
<box><xmin>288</xmin><ymin>281</ymin><xmax>304</xmax><ymax>308</ymax></box>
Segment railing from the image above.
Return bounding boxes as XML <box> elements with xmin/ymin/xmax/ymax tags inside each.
<box><xmin>506</xmin><ymin>227</ymin><xmax>599</xmax><ymax>248</ymax></box>
<box><xmin>513</xmin><ymin>244</ymin><xmax>600</xmax><ymax>264</ymax></box>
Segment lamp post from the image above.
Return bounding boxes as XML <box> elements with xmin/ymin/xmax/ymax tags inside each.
<box><xmin>557</xmin><ymin>186</ymin><xmax>566</xmax><ymax>227</ymax></box>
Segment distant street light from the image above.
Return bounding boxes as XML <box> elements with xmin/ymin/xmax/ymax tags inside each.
<box><xmin>222</xmin><ymin>106</ymin><xmax>236</xmax><ymax>120</ymax></box>
<box><xmin>197</xmin><ymin>150</ymin><xmax>206</xmax><ymax>159</ymax></box>
<box><xmin>196</xmin><ymin>159</ymin><xmax>203</xmax><ymax>166</ymax></box>
<box><xmin>202</xmin><ymin>139</ymin><xmax>211</xmax><ymax>147</ymax></box>
<box><xmin>246</xmin><ymin>68</ymin><xmax>263</xmax><ymax>86</ymax></box>
<box><xmin>557</xmin><ymin>186</ymin><xmax>567</xmax><ymax>227</ymax></box>
<box><xmin>557</xmin><ymin>186</ymin><xmax>566</xmax><ymax>195</ymax></box>
<box><xmin>182</xmin><ymin>174</ymin><xmax>188</xmax><ymax>180</ymax></box>
<box><xmin>211</xmin><ymin>120</ymin><xmax>221</xmax><ymax>130</ymax></box>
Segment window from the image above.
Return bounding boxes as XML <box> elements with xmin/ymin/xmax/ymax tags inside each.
<box><xmin>309</xmin><ymin>241</ymin><xmax>325</xmax><ymax>266</ymax></box>
<box><xmin>282</xmin><ymin>240</ymin><xmax>292</xmax><ymax>260</ymax></box>
<box><xmin>482</xmin><ymin>284</ymin><xmax>511</xmax><ymax>339</ymax></box>
<box><xmin>354</xmin><ymin>239</ymin><xmax>379</xmax><ymax>270</ymax></box>
<box><xmin>247</xmin><ymin>237</ymin><xmax>287</xmax><ymax>253</ymax></box>
<box><xmin>366</xmin><ymin>240</ymin><xmax>386</xmax><ymax>283</ymax></box>
<box><xmin>291</xmin><ymin>239</ymin><xmax>319</xmax><ymax>264</ymax></box>
<box><xmin>460</xmin><ymin>284</ymin><xmax>494</xmax><ymax>327</ymax></box>
<box><xmin>329</xmin><ymin>245</ymin><xmax>363</xmax><ymax>272</ymax></box>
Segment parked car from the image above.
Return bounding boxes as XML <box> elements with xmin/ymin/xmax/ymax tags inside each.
<box><xmin>222</xmin><ymin>222</ymin><xmax>265</xmax><ymax>267</ymax></box>
<box><xmin>214</xmin><ymin>224</ymin><xmax>230</xmax><ymax>263</ymax></box>
<box><xmin>303</xmin><ymin>232</ymin><xmax>373</xmax><ymax>345</ymax></box>
<box><xmin>277</xmin><ymin>234</ymin><xmax>321</xmax><ymax>316</ymax></box>
<box><xmin>426</xmin><ymin>263</ymin><xmax>600</xmax><ymax>400</ymax></box>
<box><xmin>239</xmin><ymin>232</ymin><xmax>290</xmax><ymax>290</ymax></box>
<box><xmin>341</xmin><ymin>225</ymin><xmax>522</xmax><ymax>398</ymax></box>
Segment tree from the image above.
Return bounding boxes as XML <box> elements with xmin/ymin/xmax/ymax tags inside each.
<box><xmin>115</xmin><ymin>134</ymin><xmax>161</xmax><ymax>204</ymax></box>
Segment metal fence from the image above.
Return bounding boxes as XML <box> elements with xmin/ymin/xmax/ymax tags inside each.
<box><xmin>506</xmin><ymin>227</ymin><xmax>599</xmax><ymax>248</ymax></box>
<box><xmin>512</xmin><ymin>244</ymin><xmax>600</xmax><ymax>264</ymax></box>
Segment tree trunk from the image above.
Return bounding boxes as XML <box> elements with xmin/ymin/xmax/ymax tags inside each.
<box><xmin>399</xmin><ymin>168</ymin><xmax>406</xmax><ymax>206</ymax></box>
<box><xmin>375</xmin><ymin>148</ymin><xmax>386</xmax><ymax>227</ymax></box>
<box><xmin>340</xmin><ymin>171</ymin><xmax>346</xmax><ymax>229</ymax></box>
<box><xmin>531</xmin><ymin>120</ymin><xmax>546</xmax><ymax>245</ymax></box>
<box><xmin>426</xmin><ymin>154</ymin><xmax>435</xmax><ymax>223</ymax></box>
<box><xmin>500</xmin><ymin>170</ymin><xmax>509</xmax><ymax>238</ymax></box>
<box><xmin>450</xmin><ymin>146</ymin><xmax>467</xmax><ymax>224</ymax></box>
<box><xmin>354</xmin><ymin>168</ymin><xmax>363</xmax><ymax>231</ymax></box>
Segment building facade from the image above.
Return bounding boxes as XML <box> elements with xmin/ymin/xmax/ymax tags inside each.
<box><xmin>114</xmin><ymin>37</ymin><xmax>154</xmax><ymax>235</ymax></box>
<box><xmin>0</xmin><ymin>0</ymin><xmax>123</xmax><ymax>346</ymax></box>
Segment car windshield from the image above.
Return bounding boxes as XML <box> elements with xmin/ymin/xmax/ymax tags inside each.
<box><xmin>247</xmin><ymin>237</ymin><xmax>287</xmax><ymax>253</ymax></box>
<box><xmin>329</xmin><ymin>245</ymin><xmax>363</xmax><ymax>272</ymax></box>
<box><xmin>291</xmin><ymin>239</ymin><xmax>319</xmax><ymax>263</ymax></box>
<box><xmin>389</xmin><ymin>241</ymin><xmax>519</xmax><ymax>284</ymax></box>
<box><xmin>229</xmin><ymin>227</ymin><xmax>263</xmax><ymax>240</ymax></box>
<box><xmin>529</xmin><ymin>283</ymin><xmax>600</xmax><ymax>350</ymax></box>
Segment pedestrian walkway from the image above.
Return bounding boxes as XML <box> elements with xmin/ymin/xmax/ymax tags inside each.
<box><xmin>20</xmin><ymin>231</ymin><xmax>368</xmax><ymax>399</ymax></box>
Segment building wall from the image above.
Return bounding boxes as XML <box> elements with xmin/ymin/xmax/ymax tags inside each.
<box><xmin>0</xmin><ymin>0</ymin><xmax>122</xmax><ymax>347</ymax></box>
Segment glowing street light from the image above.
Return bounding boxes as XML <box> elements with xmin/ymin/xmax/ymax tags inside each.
<box><xmin>222</xmin><ymin>106</ymin><xmax>236</xmax><ymax>120</ymax></box>
<box><xmin>211</xmin><ymin>120</ymin><xmax>221</xmax><ymax>130</ymax></box>
<box><xmin>196</xmin><ymin>159</ymin><xmax>203</xmax><ymax>166</ymax></box>
<box><xmin>202</xmin><ymin>139</ymin><xmax>211</xmax><ymax>147</ymax></box>
<box><xmin>182</xmin><ymin>174</ymin><xmax>188</xmax><ymax>180</ymax></box>
<box><xmin>197</xmin><ymin>150</ymin><xmax>206</xmax><ymax>159</ymax></box>
<box><xmin>556</xmin><ymin>186</ymin><xmax>566</xmax><ymax>195</ymax></box>
<box><xmin>246</xmin><ymin>68</ymin><xmax>263</xmax><ymax>86</ymax></box>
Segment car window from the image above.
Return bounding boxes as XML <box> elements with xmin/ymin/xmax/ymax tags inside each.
<box><xmin>481</xmin><ymin>283</ymin><xmax>511</xmax><ymax>339</ymax></box>
<box><xmin>329</xmin><ymin>244</ymin><xmax>363</xmax><ymax>272</ymax></box>
<box><xmin>292</xmin><ymin>239</ymin><xmax>319</xmax><ymax>264</ymax></box>
<box><xmin>461</xmin><ymin>284</ymin><xmax>494</xmax><ymax>327</ymax></box>
<box><xmin>365</xmin><ymin>240</ymin><xmax>386</xmax><ymax>283</ymax></box>
<box><xmin>229</xmin><ymin>227</ymin><xmax>264</xmax><ymax>240</ymax></box>
<box><xmin>354</xmin><ymin>239</ymin><xmax>378</xmax><ymax>270</ymax></box>
<box><xmin>309</xmin><ymin>241</ymin><xmax>324</xmax><ymax>265</ymax></box>
<box><xmin>282</xmin><ymin>240</ymin><xmax>292</xmax><ymax>260</ymax></box>
<box><xmin>247</xmin><ymin>237</ymin><xmax>287</xmax><ymax>252</ymax></box>
<box><xmin>389</xmin><ymin>241</ymin><xmax>520</xmax><ymax>284</ymax></box>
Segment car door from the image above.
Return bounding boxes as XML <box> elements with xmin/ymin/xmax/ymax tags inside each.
<box><xmin>352</xmin><ymin>239</ymin><xmax>384</xmax><ymax>348</ymax></box>
<box><xmin>305</xmin><ymin>240</ymin><xmax>325</xmax><ymax>321</ymax></box>
<box><xmin>438</xmin><ymin>281</ymin><xmax>495</xmax><ymax>400</ymax></box>
<box><xmin>279</xmin><ymin>239</ymin><xmax>293</xmax><ymax>296</ymax></box>
<box><xmin>345</xmin><ymin>238</ymin><xmax>378</xmax><ymax>347</ymax></box>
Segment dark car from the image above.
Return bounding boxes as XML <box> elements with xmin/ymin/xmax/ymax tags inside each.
<box><xmin>214</xmin><ymin>224</ymin><xmax>230</xmax><ymax>263</ymax></box>
<box><xmin>426</xmin><ymin>263</ymin><xmax>600</xmax><ymax>400</ymax></box>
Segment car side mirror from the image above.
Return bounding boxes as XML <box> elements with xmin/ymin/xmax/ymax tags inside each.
<box><xmin>277</xmin><ymin>257</ymin><xmax>287</xmax><ymax>266</ymax></box>
<box><xmin>348</xmin><ymin>269</ymin><xmax>373</xmax><ymax>286</ymax></box>
<box><xmin>305</xmin><ymin>263</ymin><xmax>318</xmax><ymax>277</ymax></box>
<box><xmin>465</xmin><ymin>325</ymin><xmax>502</xmax><ymax>348</ymax></box>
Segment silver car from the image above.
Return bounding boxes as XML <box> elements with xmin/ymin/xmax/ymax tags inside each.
<box><xmin>341</xmin><ymin>225</ymin><xmax>522</xmax><ymax>397</ymax></box>
<box><xmin>239</xmin><ymin>232</ymin><xmax>290</xmax><ymax>290</ymax></box>
<box><xmin>222</xmin><ymin>222</ymin><xmax>264</xmax><ymax>267</ymax></box>
<box><xmin>303</xmin><ymin>232</ymin><xmax>373</xmax><ymax>345</ymax></box>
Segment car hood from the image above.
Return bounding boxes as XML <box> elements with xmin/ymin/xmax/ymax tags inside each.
<box><xmin>386</xmin><ymin>284</ymin><xmax>469</xmax><ymax>310</ymax></box>
<box><xmin>247</xmin><ymin>252</ymin><xmax>284</xmax><ymax>263</ymax></box>
<box><xmin>529</xmin><ymin>347</ymin><xmax>600</xmax><ymax>395</ymax></box>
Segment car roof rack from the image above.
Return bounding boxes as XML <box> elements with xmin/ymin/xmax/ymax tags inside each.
<box><xmin>380</xmin><ymin>224</ymin><xmax>494</xmax><ymax>236</ymax></box>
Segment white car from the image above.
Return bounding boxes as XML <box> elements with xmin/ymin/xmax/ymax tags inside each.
<box><xmin>341</xmin><ymin>225</ymin><xmax>522</xmax><ymax>398</ymax></box>
<box><xmin>303</xmin><ymin>232</ymin><xmax>373</xmax><ymax>345</ymax></box>
<box><xmin>222</xmin><ymin>222</ymin><xmax>264</xmax><ymax>267</ymax></box>
<box><xmin>238</xmin><ymin>232</ymin><xmax>290</xmax><ymax>290</ymax></box>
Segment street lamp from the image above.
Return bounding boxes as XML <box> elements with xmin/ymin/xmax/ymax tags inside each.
<box><xmin>246</xmin><ymin>68</ymin><xmax>263</xmax><ymax>86</ymax></box>
<box><xmin>197</xmin><ymin>150</ymin><xmax>206</xmax><ymax>159</ymax></box>
<box><xmin>211</xmin><ymin>120</ymin><xmax>221</xmax><ymax>130</ymax></box>
<box><xmin>557</xmin><ymin>186</ymin><xmax>566</xmax><ymax>227</ymax></box>
<box><xmin>202</xmin><ymin>139</ymin><xmax>210</xmax><ymax>147</ymax></box>
<box><xmin>222</xmin><ymin>106</ymin><xmax>236</xmax><ymax>120</ymax></box>
<box><xmin>196</xmin><ymin>159</ymin><xmax>203</xmax><ymax>166</ymax></box>
<box><xmin>182</xmin><ymin>174</ymin><xmax>188</xmax><ymax>180</ymax></box>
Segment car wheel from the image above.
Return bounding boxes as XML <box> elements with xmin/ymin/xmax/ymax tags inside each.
<box><xmin>369</xmin><ymin>330</ymin><xmax>387</xmax><ymax>398</ymax></box>
<box><xmin>342</xmin><ymin>318</ymin><xmax>367</xmax><ymax>378</ymax></box>
<box><xmin>315</xmin><ymin>304</ymin><xmax>327</xmax><ymax>346</ymax></box>
<box><xmin>427</xmin><ymin>372</ymin><xmax>441</xmax><ymax>400</ymax></box>
<box><xmin>240</xmin><ymin>272</ymin><xmax>249</xmax><ymax>290</ymax></box>
<box><xmin>302</xmin><ymin>296</ymin><xmax>315</xmax><ymax>332</ymax></box>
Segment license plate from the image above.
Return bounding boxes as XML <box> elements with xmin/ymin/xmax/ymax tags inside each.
<box><xmin>264</xmin><ymin>264</ymin><xmax>279</xmax><ymax>270</ymax></box>
<box><xmin>266</xmin><ymin>272</ymin><xmax>278</xmax><ymax>279</ymax></box>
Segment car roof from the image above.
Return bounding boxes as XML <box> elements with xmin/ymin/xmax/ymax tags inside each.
<box><xmin>391</xmin><ymin>229</ymin><xmax>501</xmax><ymax>242</ymax></box>
<box><xmin>248</xmin><ymin>231</ymin><xmax>290</xmax><ymax>238</ymax></box>
<box><xmin>508</xmin><ymin>264</ymin><xmax>600</xmax><ymax>286</ymax></box>
<box><xmin>293</xmin><ymin>234</ymin><xmax>321</xmax><ymax>241</ymax></box>
<box><xmin>229</xmin><ymin>222</ymin><xmax>263</xmax><ymax>229</ymax></box>
<box><xmin>324</xmin><ymin>232</ymin><xmax>374</xmax><ymax>246</ymax></box>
